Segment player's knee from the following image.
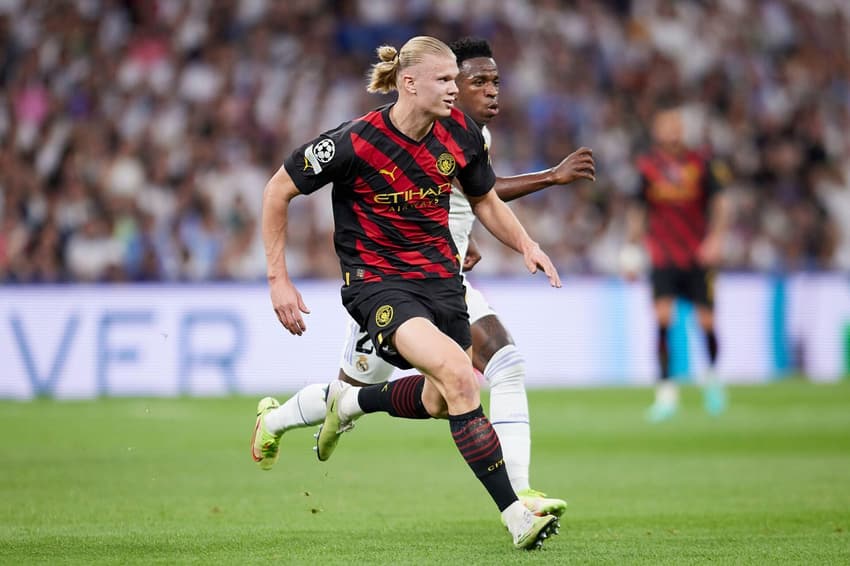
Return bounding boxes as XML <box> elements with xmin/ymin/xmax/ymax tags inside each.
<box><xmin>696</xmin><ymin>307</ymin><xmax>714</xmax><ymax>331</ymax></box>
<box><xmin>432</xmin><ymin>354</ymin><xmax>479</xmax><ymax>407</ymax></box>
<box><xmin>655</xmin><ymin>300</ymin><xmax>674</xmax><ymax>325</ymax></box>
<box><xmin>421</xmin><ymin>390</ymin><xmax>449</xmax><ymax>419</ymax></box>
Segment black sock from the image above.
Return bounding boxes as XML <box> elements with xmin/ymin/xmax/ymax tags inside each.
<box><xmin>706</xmin><ymin>329</ymin><xmax>718</xmax><ymax>365</ymax></box>
<box><xmin>356</xmin><ymin>375</ymin><xmax>430</xmax><ymax>419</ymax></box>
<box><xmin>449</xmin><ymin>406</ymin><xmax>517</xmax><ymax>512</ymax></box>
<box><xmin>658</xmin><ymin>325</ymin><xmax>671</xmax><ymax>379</ymax></box>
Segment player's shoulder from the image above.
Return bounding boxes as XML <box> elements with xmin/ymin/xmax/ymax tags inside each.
<box><xmin>435</xmin><ymin>108</ymin><xmax>486</xmax><ymax>157</ymax></box>
<box><xmin>439</xmin><ymin>107</ymin><xmax>483</xmax><ymax>137</ymax></box>
<box><xmin>446</xmin><ymin>106</ymin><xmax>472</xmax><ymax>129</ymax></box>
<box><xmin>314</xmin><ymin>105</ymin><xmax>386</xmax><ymax>140</ymax></box>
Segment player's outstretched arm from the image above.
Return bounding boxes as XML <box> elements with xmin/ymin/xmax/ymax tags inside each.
<box><xmin>262</xmin><ymin>164</ymin><xmax>311</xmax><ymax>336</ymax></box>
<box><xmin>468</xmin><ymin>190</ymin><xmax>561</xmax><ymax>287</ymax></box>
<box><xmin>494</xmin><ymin>146</ymin><xmax>595</xmax><ymax>202</ymax></box>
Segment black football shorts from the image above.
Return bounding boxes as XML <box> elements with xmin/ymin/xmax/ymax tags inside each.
<box><xmin>340</xmin><ymin>276</ymin><xmax>471</xmax><ymax>370</ymax></box>
<box><xmin>651</xmin><ymin>266</ymin><xmax>714</xmax><ymax>307</ymax></box>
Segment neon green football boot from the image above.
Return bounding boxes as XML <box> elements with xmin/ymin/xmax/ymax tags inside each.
<box><xmin>512</xmin><ymin>513</ymin><xmax>560</xmax><ymax>550</ymax></box>
<box><xmin>250</xmin><ymin>397</ymin><xmax>282</xmax><ymax>470</ymax></box>
<box><xmin>517</xmin><ymin>488</ymin><xmax>568</xmax><ymax>518</ymax></box>
<box><xmin>315</xmin><ymin>381</ymin><xmax>355</xmax><ymax>461</ymax></box>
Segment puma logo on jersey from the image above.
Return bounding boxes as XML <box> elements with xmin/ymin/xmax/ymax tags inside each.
<box><xmin>379</xmin><ymin>166</ymin><xmax>399</xmax><ymax>182</ymax></box>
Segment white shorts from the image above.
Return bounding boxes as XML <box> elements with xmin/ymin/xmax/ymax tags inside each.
<box><xmin>463</xmin><ymin>277</ymin><xmax>497</xmax><ymax>325</ymax></box>
<box><xmin>338</xmin><ymin>278</ymin><xmax>497</xmax><ymax>384</ymax></box>
<box><xmin>338</xmin><ymin>316</ymin><xmax>395</xmax><ymax>385</ymax></box>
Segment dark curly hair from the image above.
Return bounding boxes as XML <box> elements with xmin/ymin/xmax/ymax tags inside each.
<box><xmin>448</xmin><ymin>37</ymin><xmax>493</xmax><ymax>66</ymax></box>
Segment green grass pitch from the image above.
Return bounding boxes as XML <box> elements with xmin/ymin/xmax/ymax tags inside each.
<box><xmin>1</xmin><ymin>380</ymin><xmax>849</xmax><ymax>564</ymax></box>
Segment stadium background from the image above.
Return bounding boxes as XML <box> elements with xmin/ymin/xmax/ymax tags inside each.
<box><xmin>2</xmin><ymin>2</ymin><xmax>850</xmax><ymax>564</ymax></box>
<box><xmin>1</xmin><ymin>0</ymin><xmax>849</xmax><ymax>397</ymax></box>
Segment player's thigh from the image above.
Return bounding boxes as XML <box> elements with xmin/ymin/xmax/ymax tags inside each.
<box><xmin>687</xmin><ymin>268</ymin><xmax>715</xmax><ymax>306</ymax></box>
<box><xmin>650</xmin><ymin>268</ymin><xmax>676</xmax><ymax>324</ymax></box>
<box><xmin>689</xmin><ymin>268</ymin><xmax>716</xmax><ymax>330</ymax></box>
<box><xmin>338</xmin><ymin>317</ymin><xmax>395</xmax><ymax>385</ymax></box>
<box><xmin>393</xmin><ymin>317</ymin><xmax>477</xmax><ymax>400</ymax></box>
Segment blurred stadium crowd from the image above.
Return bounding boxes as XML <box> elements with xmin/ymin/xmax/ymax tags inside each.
<box><xmin>1</xmin><ymin>0</ymin><xmax>848</xmax><ymax>283</ymax></box>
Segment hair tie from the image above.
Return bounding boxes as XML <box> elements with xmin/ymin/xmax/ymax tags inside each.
<box><xmin>392</xmin><ymin>53</ymin><xmax>399</xmax><ymax>64</ymax></box>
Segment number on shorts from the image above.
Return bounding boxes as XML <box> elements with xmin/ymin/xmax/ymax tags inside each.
<box><xmin>355</xmin><ymin>333</ymin><xmax>374</xmax><ymax>354</ymax></box>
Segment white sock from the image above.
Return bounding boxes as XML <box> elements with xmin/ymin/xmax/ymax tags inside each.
<box><xmin>264</xmin><ymin>383</ymin><xmax>328</xmax><ymax>434</ymax></box>
<box><xmin>501</xmin><ymin>500</ymin><xmax>535</xmax><ymax>540</ymax></box>
<box><xmin>656</xmin><ymin>381</ymin><xmax>679</xmax><ymax>405</ymax></box>
<box><xmin>337</xmin><ymin>383</ymin><xmax>365</xmax><ymax>422</ymax></box>
<box><xmin>484</xmin><ymin>345</ymin><xmax>531</xmax><ymax>493</ymax></box>
<box><xmin>699</xmin><ymin>367</ymin><xmax>720</xmax><ymax>387</ymax></box>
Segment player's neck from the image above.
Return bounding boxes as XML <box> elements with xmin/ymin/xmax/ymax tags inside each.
<box><xmin>388</xmin><ymin>101</ymin><xmax>435</xmax><ymax>142</ymax></box>
<box><xmin>657</xmin><ymin>144</ymin><xmax>684</xmax><ymax>159</ymax></box>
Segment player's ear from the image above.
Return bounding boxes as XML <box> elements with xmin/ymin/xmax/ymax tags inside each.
<box><xmin>400</xmin><ymin>73</ymin><xmax>416</xmax><ymax>95</ymax></box>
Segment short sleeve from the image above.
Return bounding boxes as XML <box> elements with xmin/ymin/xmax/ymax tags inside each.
<box><xmin>283</xmin><ymin>123</ymin><xmax>355</xmax><ymax>195</ymax></box>
<box><xmin>455</xmin><ymin>122</ymin><xmax>495</xmax><ymax>198</ymax></box>
<box><xmin>705</xmin><ymin>157</ymin><xmax>730</xmax><ymax>199</ymax></box>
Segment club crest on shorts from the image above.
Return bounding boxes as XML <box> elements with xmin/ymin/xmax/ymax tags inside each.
<box><xmin>375</xmin><ymin>305</ymin><xmax>393</xmax><ymax>327</ymax></box>
<box><xmin>436</xmin><ymin>152</ymin><xmax>456</xmax><ymax>176</ymax></box>
<box><xmin>356</xmin><ymin>355</ymin><xmax>369</xmax><ymax>373</ymax></box>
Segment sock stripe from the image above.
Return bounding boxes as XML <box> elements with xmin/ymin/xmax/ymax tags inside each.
<box><xmin>453</xmin><ymin>426</ymin><xmax>497</xmax><ymax>451</ymax></box>
<box><xmin>390</xmin><ymin>378</ymin><xmax>405</xmax><ymax>414</ymax></box>
<box><xmin>457</xmin><ymin>431</ymin><xmax>500</xmax><ymax>463</ymax></box>
<box><xmin>402</xmin><ymin>376</ymin><xmax>418</xmax><ymax>415</ymax></box>
<box><xmin>388</xmin><ymin>375</ymin><xmax>425</xmax><ymax>418</ymax></box>
<box><xmin>398</xmin><ymin>378</ymin><xmax>412</xmax><ymax>415</ymax></box>
<box><xmin>464</xmin><ymin>439</ymin><xmax>500</xmax><ymax>463</ymax></box>
<box><xmin>448</xmin><ymin>407</ymin><xmax>516</xmax><ymax>511</ymax></box>
<box><xmin>491</xmin><ymin>419</ymin><xmax>530</xmax><ymax>425</ymax></box>
<box><xmin>450</xmin><ymin>417</ymin><xmax>491</xmax><ymax>444</ymax></box>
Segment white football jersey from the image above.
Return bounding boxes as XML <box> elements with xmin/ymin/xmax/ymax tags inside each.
<box><xmin>449</xmin><ymin>125</ymin><xmax>491</xmax><ymax>264</ymax></box>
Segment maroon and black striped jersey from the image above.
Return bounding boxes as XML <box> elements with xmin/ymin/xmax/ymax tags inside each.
<box><xmin>284</xmin><ymin>104</ymin><xmax>495</xmax><ymax>281</ymax></box>
<box><xmin>636</xmin><ymin>149</ymin><xmax>719</xmax><ymax>269</ymax></box>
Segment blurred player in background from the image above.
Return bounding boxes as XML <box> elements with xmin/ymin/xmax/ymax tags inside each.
<box><xmin>256</xmin><ymin>36</ymin><xmax>562</xmax><ymax>549</ymax></box>
<box><xmin>253</xmin><ymin>37</ymin><xmax>594</xmax><ymax>518</ymax></box>
<box><xmin>623</xmin><ymin>104</ymin><xmax>731</xmax><ymax>422</ymax></box>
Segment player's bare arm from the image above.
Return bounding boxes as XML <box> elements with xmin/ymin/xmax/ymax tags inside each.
<box><xmin>620</xmin><ymin>200</ymin><xmax>647</xmax><ymax>280</ymax></box>
<box><xmin>468</xmin><ymin>189</ymin><xmax>561</xmax><ymax>287</ymax></box>
<box><xmin>698</xmin><ymin>190</ymin><xmax>731</xmax><ymax>267</ymax></box>
<box><xmin>262</xmin><ymin>164</ymin><xmax>311</xmax><ymax>336</ymax></box>
<box><xmin>494</xmin><ymin>146</ymin><xmax>596</xmax><ymax>202</ymax></box>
